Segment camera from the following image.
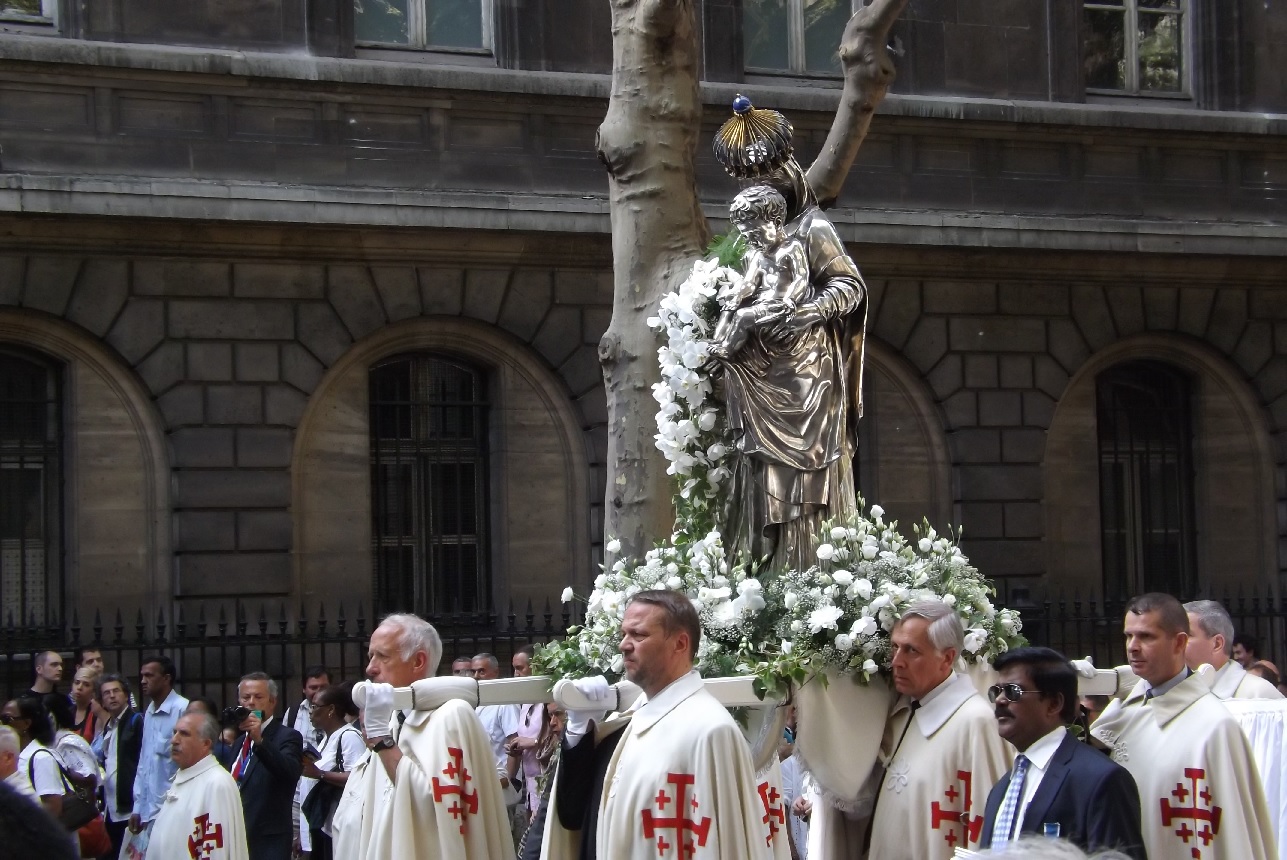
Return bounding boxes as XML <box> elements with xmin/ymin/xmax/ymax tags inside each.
<box><xmin>221</xmin><ymin>706</ymin><xmax>252</xmax><ymax>726</ymax></box>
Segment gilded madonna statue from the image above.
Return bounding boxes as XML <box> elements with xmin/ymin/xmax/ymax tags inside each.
<box><xmin>710</xmin><ymin>97</ymin><xmax>869</xmax><ymax>573</ymax></box>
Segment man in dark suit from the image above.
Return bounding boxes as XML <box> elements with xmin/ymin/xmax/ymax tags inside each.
<box><xmin>980</xmin><ymin>646</ymin><xmax>1145</xmax><ymax>859</ymax></box>
<box><xmin>230</xmin><ymin>672</ymin><xmax>303</xmax><ymax>860</ymax></box>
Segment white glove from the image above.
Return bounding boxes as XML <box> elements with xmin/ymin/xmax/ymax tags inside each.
<box><xmin>1071</xmin><ymin>656</ymin><xmax>1097</xmax><ymax>679</ymax></box>
<box><xmin>361</xmin><ymin>682</ymin><xmax>396</xmax><ymax>740</ymax></box>
<box><xmin>564</xmin><ymin>675</ymin><xmax>613</xmax><ymax>743</ymax></box>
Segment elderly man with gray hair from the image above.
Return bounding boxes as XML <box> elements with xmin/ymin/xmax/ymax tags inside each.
<box><xmin>149</xmin><ymin>711</ymin><xmax>249</xmax><ymax>859</ymax></box>
<box><xmin>1183</xmin><ymin>600</ymin><xmax>1282</xmax><ymax>700</ymax></box>
<box><xmin>865</xmin><ymin>599</ymin><xmax>1011</xmax><ymax>860</ymax></box>
<box><xmin>330</xmin><ymin>612</ymin><xmax>510</xmax><ymax>860</ymax></box>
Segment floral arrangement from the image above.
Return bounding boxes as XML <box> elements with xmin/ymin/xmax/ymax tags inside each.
<box><xmin>534</xmin><ymin>249</ymin><xmax>1025</xmax><ymax>695</ymax></box>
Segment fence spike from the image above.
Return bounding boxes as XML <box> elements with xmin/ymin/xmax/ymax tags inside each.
<box><xmin>278</xmin><ymin>602</ymin><xmax>288</xmax><ymax>636</ymax></box>
<box><xmin>356</xmin><ymin>602</ymin><xmax>367</xmax><ymax>637</ymax></box>
<box><xmin>135</xmin><ymin>608</ymin><xmax>146</xmax><ymax>644</ymax></box>
<box><xmin>69</xmin><ymin>608</ymin><xmax>81</xmax><ymax>645</ymax></box>
<box><xmin>257</xmin><ymin>604</ymin><xmax>268</xmax><ymax>636</ymax></box>
<box><xmin>299</xmin><ymin>602</ymin><xmax>308</xmax><ymax>637</ymax></box>
<box><xmin>175</xmin><ymin>604</ymin><xmax>186</xmax><ymax>641</ymax></box>
<box><xmin>337</xmin><ymin>603</ymin><xmax>347</xmax><ymax>636</ymax></box>
<box><xmin>506</xmin><ymin>600</ymin><xmax>517</xmax><ymax>634</ymax></box>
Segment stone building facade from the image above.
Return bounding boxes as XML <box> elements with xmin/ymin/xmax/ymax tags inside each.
<box><xmin>0</xmin><ymin>0</ymin><xmax>1284</xmax><ymax>634</ymax></box>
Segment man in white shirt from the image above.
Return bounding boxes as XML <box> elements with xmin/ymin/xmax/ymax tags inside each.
<box><xmin>96</xmin><ymin>673</ymin><xmax>144</xmax><ymax>859</ymax></box>
<box><xmin>1183</xmin><ymin>600</ymin><xmax>1282</xmax><ymax>700</ymax></box>
<box><xmin>979</xmin><ymin>647</ymin><xmax>1143</xmax><ymax>858</ymax></box>
<box><xmin>287</xmin><ymin>665</ymin><xmax>330</xmax><ymax>857</ymax></box>
<box><xmin>472</xmin><ymin>653</ymin><xmax>520</xmax><ymax>797</ymax></box>
<box><xmin>0</xmin><ymin>726</ymin><xmax>33</xmax><ymax>797</ymax></box>
<box><xmin>129</xmin><ymin>654</ymin><xmax>189</xmax><ymax>837</ymax></box>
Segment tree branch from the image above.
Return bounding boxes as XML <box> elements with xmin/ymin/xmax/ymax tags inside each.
<box><xmin>806</xmin><ymin>0</ymin><xmax>910</xmax><ymax>209</ymax></box>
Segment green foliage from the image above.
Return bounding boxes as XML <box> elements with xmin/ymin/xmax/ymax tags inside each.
<box><xmin>705</xmin><ymin>230</ymin><xmax>746</xmax><ymax>270</ymax></box>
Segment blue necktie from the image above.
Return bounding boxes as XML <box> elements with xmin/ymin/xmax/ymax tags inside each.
<box><xmin>991</xmin><ymin>754</ymin><xmax>1029</xmax><ymax>848</ymax></box>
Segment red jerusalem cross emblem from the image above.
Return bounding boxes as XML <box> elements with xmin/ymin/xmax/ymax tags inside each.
<box><xmin>431</xmin><ymin>746</ymin><xmax>479</xmax><ymax>834</ymax></box>
<box><xmin>641</xmin><ymin>772</ymin><xmax>713</xmax><ymax>858</ymax></box>
<box><xmin>757</xmin><ymin>780</ymin><xmax>786</xmax><ymax>846</ymax></box>
<box><xmin>187</xmin><ymin>813</ymin><xmax>224</xmax><ymax>859</ymax></box>
<box><xmin>930</xmin><ymin>770</ymin><xmax>985</xmax><ymax>849</ymax></box>
<box><xmin>1159</xmin><ymin>767</ymin><xmax>1222</xmax><ymax>859</ymax></box>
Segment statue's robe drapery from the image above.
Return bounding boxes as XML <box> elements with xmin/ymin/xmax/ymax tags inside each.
<box><xmin>721</xmin><ymin>162</ymin><xmax>867</xmax><ymax>572</ymax></box>
<box><xmin>1091</xmin><ymin>672</ymin><xmax>1277</xmax><ymax>860</ymax></box>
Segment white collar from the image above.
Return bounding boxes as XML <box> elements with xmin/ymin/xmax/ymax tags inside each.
<box><xmin>1140</xmin><ymin>666</ymin><xmax>1190</xmax><ymax>699</ymax></box>
<box><xmin>905</xmin><ymin>673</ymin><xmax>979</xmax><ymax>738</ymax></box>
<box><xmin>173</xmin><ymin>754</ymin><xmax>220</xmax><ymax>785</ymax></box>
<box><xmin>148</xmin><ymin>689</ymin><xmax>183</xmax><ymax>715</ymax></box>
<box><xmin>1209</xmin><ymin>661</ymin><xmax>1243</xmax><ymax>698</ymax></box>
<box><xmin>1016</xmin><ymin>726</ymin><xmax>1066</xmax><ymax>770</ymax></box>
<box><xmin>629</xmin><ymin>670</ymin><xmax>704</xmax><ymax>735</ymax></box>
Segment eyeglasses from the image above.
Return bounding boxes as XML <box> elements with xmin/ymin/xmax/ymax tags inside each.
<box><xmin>987</xmin><ymin>683</ymin><xmax>1041</xmax><ymax>703</ymax></box>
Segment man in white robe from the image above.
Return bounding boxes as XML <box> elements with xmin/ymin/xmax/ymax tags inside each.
<box><xmin>149</xmin><ymin>712</ymin><xmax>249</xmax><ymax>860</ymax></box>
<box><xmin>866</xmin><ymin>599</ymin><xmax>1011</xmax><ymax>860</ymax></box>
<box><xmin>544</xmin><ymin>589</ymin><xmax>777</xmax><ymax>860</ymax></box>
<box><xmin>330</xmin><ymin>613</ymin><xmax>511</xmax><ymax>860</ymax></box>
<box><xmin>1183</xmin><ymin>599</ymin><xmax>1282</xmax><ymax>700</ymax></box>
<box><xmin>1092</xmin><ymin>592</ymin><xmax>1277</xmax><ymax>860</ymax></box>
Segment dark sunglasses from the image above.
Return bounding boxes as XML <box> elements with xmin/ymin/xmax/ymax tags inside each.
<box><xmin>987</xmin><ymin>683</ymin><xmax>1041</xmax><ymax>703</ymax></box>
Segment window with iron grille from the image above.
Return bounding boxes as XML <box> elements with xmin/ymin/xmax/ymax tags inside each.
<box><xmin>0</xmin><ymin>0</ymin><xmax>55</xmax><ymax>24</ymax></box>
<box><xmin>355</xmin><ymin>0</ymin><xmax>491</xmax><ymax>51</ymax></box>
<box><xmin>1084</xmin><ymin>0</ymin><xmax>1190</xmax><ymax>96</ymax></box>
<box><xmin>369</xmin><ymin>353</ymin><xmax>490</xmax><ymax>620</ymax></box>
<box><xmin>1096</xmin><ymin>360</ymin><xmax>1197</xmax><ymax>598</ymax></box>
<box><xmin>0</xmin><ymin>348</ymin><xmax>63</xmax><ymax>628</ymax></box>
<box><xmin>744</xmin><ymin>0</ymin><xmax>858</xmax><ymax>75</ymax></box>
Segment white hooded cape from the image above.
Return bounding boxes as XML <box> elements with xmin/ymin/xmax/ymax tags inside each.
<box><xmin>148</xmin><ymin>754</ymin><xmax>249</xmax><ymax>860</ymax></box>
<box><xmin>330</xmin><ymin>698</ymin><xmax>511</xmax><ymax>860</ymax></box>
<box><xmin>1092</xmin><ymin>670</ymin><xmax>1278</xmax><ymax>860</ymax></box>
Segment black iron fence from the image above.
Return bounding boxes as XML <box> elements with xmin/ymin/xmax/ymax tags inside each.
<box><xmin>4</xmin><ymin>588</ymin><xmax>1285</xmax><ymax>708</ymax></box>
<box><xmin>1</xmin><ymin>598</ymin><xmax>576</xmax><ymax>711</ymax></box>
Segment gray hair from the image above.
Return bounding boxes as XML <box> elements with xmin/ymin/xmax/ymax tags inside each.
<box><xmin>472</xmin><ymin>653</ymin><xmax>499</xmax><ymax>671</ymax></box>
<box><xmin>1184</xmin><ymin>600</ymin><xmax>1234</xmax><ymax>656</ymax></box>
<box><xmin>978</xmin><ymin>837</ymin><xmax>1132</xmax><ymax>860</ymax></box>
<box><xmin>0</xmin><ymin>725</ymin><xmax>18</xmax><ymax>757</ymax></box>
<box><xmin>190</xmin><ymin>712</ymin><xmax>220</xmax><ymax>745</ymax></box>
<box><xmin>899</xmin><ymin>599</ymin><xmax>965</xmax><ymax>655</ymax></box>
<box><xmin>380</xmin><ymin>613</ymin><xmax>443</xmax><ymax>677</ymax></box>
<box><xmin>239</xmin><ymin>672</ymin><xmax>279</xmax><ymax>701</ymax></box>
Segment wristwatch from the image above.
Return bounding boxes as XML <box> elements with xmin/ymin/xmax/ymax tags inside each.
<box><xmin>369</xmin><ymin>736</ymin><xmax>396</xmax><ymax>752</ymax></box>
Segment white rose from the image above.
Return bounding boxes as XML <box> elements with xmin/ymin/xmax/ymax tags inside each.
<box><xmin>862</xmin><ymin>659</ymin><xmax>879</xmax><ymax>674</ymax></box>
<box><xmin>834</xmin><ymin>633</ymin><xmax>854</xmax><ymax>652</ymax></box>
<box><xmin>697</xmin><ymin>411</ymin><xmax>717</xmax><ymax>431</ymax></box>
<box><xmin>707</xmin><ymin>443</ymin><xmax>727</xmax><ymax>460</ymax></box>
<box><xmin>807</xmin><ymin>605</ymin><xmax>845</xmax><ymax>634</ymax></box>
<box><xmin>861</xmin><ymin>545</ymin><xmax>878</xmax><ymax>560</ymax></box>
<box><xmin>852</xmin><ymin>578</ymin><xmax>873</xmax><ymax>600</ymax></box>
<box><xmin>832</xmin><ymin>570</ymin><xmax>854</xmax><ymax>586</ymax></box>
<box><xmin>606</xmin><ymin>538</ymin><xmax>622</xmax><ymax>554</ymax></box>
<box><xmin>666</xmin><ymin>575</ymin><xmax>683</xmax><ymax>590</ymax></box>
<box><xmin>610</xmin><ymin>653</ymin><xmax>624</xmax><ymax>673</ymax></box>
<box><xmin>560</xmin><ymin>587</ymin><xmax>574</xmax><ymax>603</ymax></box>
<box><xmin>918</xmin><ymin>538</ymin><xmax>932</xmax><ymax>553</ymax></box>
<box><xmin>790</xmin><ymin>620</ymin><xmax>802</xmax><ymax>632</ymax></box>
<box><xmin>940</xmin><ymin>594</ymin><xmax>957</xmax><ymax>607</ymax></box>
<box><xmin>830</xmin><ymin>526</ymin><xmax>848</xmax><ymax>541</ymax></box>
<box><xmin>782</xmin><ymin>640</ymin><xmax>794</xmax><ymax>654</ymax></box>
<box><xmin>784</xmin><ymin>592</ymin><xmax>799</xmax><ymax>610</ymax></box>
<box><xmin>816</xmin><ymin>543</ymin><xmax>836</xmax><ymax>561</ymax></box>
<box><xmin>870</xmin><ymin>505</ymin><xmax>884</xmax><ymax>519</ymax></box>
<box><xmin>964</xmin><ymin>627</ymin><xmax>987</xmax><ymax>653</ymax></box>
<box><xmin>850</xmin><ymin>616</ymin><xmax>877</xmax><ymax>638</ymax></box>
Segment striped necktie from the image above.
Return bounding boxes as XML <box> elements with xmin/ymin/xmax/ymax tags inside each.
<box><xmin>990</xmin><ymin>754</ymin><xmax>1030</xmax><ymax>848</ymax></box>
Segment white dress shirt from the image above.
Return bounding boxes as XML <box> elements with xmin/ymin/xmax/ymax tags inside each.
<box><xmin>1012</xmin><ymin>725</ymin><xmax>1068</xmax><ymax>833</ymax></box>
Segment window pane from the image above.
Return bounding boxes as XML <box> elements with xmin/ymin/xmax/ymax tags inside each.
<box><xmin>355</xmin><ymin>0</ymin><xmax>411</xmax><ymax>45</ymax></box>
<box><xmin>0</xmin><ymin>0</ymin><xmax>43</xmax><ymax>16</ymax></box>
<box><xmin>1138</xmin><ymin>11</ymin><xmax>1182</xmax><ymax>92</ymax></box>
<box><xmin>1138</xmin><ymin>0</ymin><xmax>1179</xmax><ymax>9</ymax></box>
<box><xmin>804</xmin><ymin>0</ymin><xmax>851</xmax><ymax>74</ymax></box>
<box><xmin>744</xmin><ymin>0</ymin><xmax>791</xmax><ymax>70</ymax></box>
<box><xmin>1084</xmin><ymin>8</ymin><xmax>1127</xmax><ymax>89</ymax></box>
<box><xmin>427</xmin><ymin>0</ymin><xmax>484</xmax><ymax>49</ymax></box>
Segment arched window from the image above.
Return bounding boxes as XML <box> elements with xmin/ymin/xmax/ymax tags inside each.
<box><xmin>369</xmin><ymin>353</ymin><xmax>490</xmax><ymax>619</ymax></box>
<box><xmin>1096</xmin><ymin>360</ymin><xmax>1197</xmax><ymax>598</ymax></box>
<box><xmin>0</xmin><ymin>348</ymin><xmax>63</xmax><ymax>628</ymax></box>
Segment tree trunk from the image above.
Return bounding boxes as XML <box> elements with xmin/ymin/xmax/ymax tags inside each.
<box><xmin>598</xmin><ymin>0</ymin><xmax>707</xmax><ymax>559</ymax></box>
<box><xmin>599</xmin><ymin>0</ymin><xmax>908</xmax><ymax>559</ymax></box>
<box><xmin>807</xmin><ymin>0</ymin><xmax>910</xmax><ymax>209</ymax></box>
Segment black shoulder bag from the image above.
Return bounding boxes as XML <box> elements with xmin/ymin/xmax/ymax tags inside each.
<box><xmin>301</xmin><ymin>726</ymin><xmax>353</xmax><ymax>827</ymax></box>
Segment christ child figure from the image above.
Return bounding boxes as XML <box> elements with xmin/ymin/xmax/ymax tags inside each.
<box><xmin>710</xmin><ymin>185</ymin><xmax>811</xmax><ymax>359</ymax></box>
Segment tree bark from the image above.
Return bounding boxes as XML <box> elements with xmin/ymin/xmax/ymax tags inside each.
<box><xmin>806</xmin><ymin>0</ymin><xmax>910</xmax><ymax>210</ymax></box>
<box><xmin>599</xmin><ymin>0</ymin><xmax>908</xmax><ymax>559</ymax></box>
<box><xmin>598</xmin><ymin>0</ymin><xmax>707</xmax><ymax>559</ymax></box>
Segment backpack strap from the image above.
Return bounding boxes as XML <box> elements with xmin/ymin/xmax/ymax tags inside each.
<box><xmin>26</xmin><ymin>747</ymin><xmax>73</xmax><ymax>794</ymax></box>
